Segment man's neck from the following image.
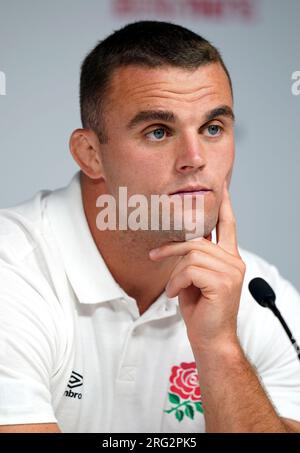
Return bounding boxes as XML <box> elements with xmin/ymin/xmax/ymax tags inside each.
<box><xmin>92</xmin><ymin>230</ymin><xmax>179</xmax><ymax>314</ymax></box>
<box><xmin>80</xmin><ymin>173</ymin><xmax>211</xmax><ymax>315</ymax></box>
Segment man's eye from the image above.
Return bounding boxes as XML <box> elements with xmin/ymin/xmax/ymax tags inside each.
<box><xmin>145</xmin><ymin>127</ymin><xmax>167</xmax><ymax>141</ymax></box>
<box><xmin>206</xmin><ymin>124</ymin><xmax>223</xmax><ymax>137</ymax></box>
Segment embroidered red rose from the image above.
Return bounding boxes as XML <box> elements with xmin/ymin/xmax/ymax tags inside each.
<box><xmin>170</xmin><ymin>362</ymin><xmax>201</xmax><ymax>401</ymax></box>
<box><xmin>164</xmin><ymin>361</ymin><xmax>203</xmax><ymax>422</ymax></box>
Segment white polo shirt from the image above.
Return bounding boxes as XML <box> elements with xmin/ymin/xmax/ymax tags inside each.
<box><xmin>1</xmin><ymin>172</ymin><xmax>300</xmax><ymax>433</ymax></box>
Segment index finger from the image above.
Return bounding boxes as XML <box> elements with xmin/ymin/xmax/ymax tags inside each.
<box><xmin>216</xmin><ymin>181</ymin><xmax>239</xmax><ymax>255</ymax></box>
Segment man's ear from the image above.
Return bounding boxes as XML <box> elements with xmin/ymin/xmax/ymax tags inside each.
<box><xmin>69</xmin><ymin>128</ymin><xmax>105</xmax><ymax>180</ymax></box>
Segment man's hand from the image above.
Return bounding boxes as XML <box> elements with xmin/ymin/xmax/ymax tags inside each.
<box><xmin>149</xmin><ymin>181</ymin><xmax>246</xmax><ymax>349</ymax></box>
<box><xmin>150</xmin><ymin>183</ymin><xmax>300</xmax><ymax>433</ymax></box>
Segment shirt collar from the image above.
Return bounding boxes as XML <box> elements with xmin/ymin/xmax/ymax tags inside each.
<box><xmin>46</xmin><ymin>171</ymin><xmax>125</xmax><ymax>304</ymax></box>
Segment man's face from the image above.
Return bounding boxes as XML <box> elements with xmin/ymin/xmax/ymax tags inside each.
<box><xmin>97</xmin><ymin>62</ymin><xmax>235</xmax><ymax>241</ymax></box>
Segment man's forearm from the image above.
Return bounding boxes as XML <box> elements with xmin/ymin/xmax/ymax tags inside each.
<box><xmin>191</xmin><ymin>339</ymin><xmax>289</xmax><ymax>433</ymax></box>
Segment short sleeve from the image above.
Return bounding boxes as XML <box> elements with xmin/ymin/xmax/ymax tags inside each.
<box><xmin>240</xmin><ymin>264</ymin><xmax>300</xmax><ymax>423</ymax></box>
<box><xmin>0</xmin><ymin>263</ymin><xmax>58</xmax><ymax>425</ymax></box>
<box><xmin>261</xmin><ymin>278</ymin><xmax>300</xmax><ymax>421</ymax></box>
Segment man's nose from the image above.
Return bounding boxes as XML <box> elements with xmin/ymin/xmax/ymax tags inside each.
<box><xmin>175</xmin><ymin>133</ymin><xmax>206</xmax><ymax>174</ymax></box>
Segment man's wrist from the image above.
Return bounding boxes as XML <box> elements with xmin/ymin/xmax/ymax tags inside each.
<box><xmin>189</xmin><ymin>335</ymin><xmax>244</xmax><ymax>364</ymax></box>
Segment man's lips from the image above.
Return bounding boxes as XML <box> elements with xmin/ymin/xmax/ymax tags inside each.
<box><xmin>169</xmin><ymin>191</ymin><xmax>211</xmax><ymax>200</ymax></box>
<box><xmin>169</xmin><ymin>186</ymin><xmax>212</xmax><ymax>196</ymax></box>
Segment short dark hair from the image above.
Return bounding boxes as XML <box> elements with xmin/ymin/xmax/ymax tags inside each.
<box><xmin>80</xmin><ymin>20</ymin><xmax>232</xmax><ymax>143</ymax></box>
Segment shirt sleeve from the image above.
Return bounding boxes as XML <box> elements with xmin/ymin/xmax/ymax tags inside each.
<box><xmin>0</xmin><ymin>262</ymin><xmax>59</xmax><ymax>426</ymax></box>
<box><xmin>241</xmin><ymin>264</ymin><xmax>300</xmax><ymax>423</ymax></box>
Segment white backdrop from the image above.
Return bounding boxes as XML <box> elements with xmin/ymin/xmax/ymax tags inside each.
<box><xmin>0</xmin><ymin>0</ymin><xmax>300</xmax><ymax>291</ymax></box>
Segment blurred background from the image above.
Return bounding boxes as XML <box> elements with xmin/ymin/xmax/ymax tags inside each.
<box><xmin>0</xmin><ymin>0</ymin><xmax>299</xmax><ymax>290</ymax></box>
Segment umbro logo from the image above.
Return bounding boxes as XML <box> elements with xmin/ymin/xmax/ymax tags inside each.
<box><xmin>68</xmin><ymin>371</ymin><xmax>83</xmax><ymax>389</ymax></box>
<box><xmin>64</xmin><ymin>371</ymin><xmax>83</xmax><ymax>399</ymax></box>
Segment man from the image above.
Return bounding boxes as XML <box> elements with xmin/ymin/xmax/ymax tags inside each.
<box><xmin>0</xmin><ymin>21</ymin><xmax>300</xmax><ymax>433</ymax></box>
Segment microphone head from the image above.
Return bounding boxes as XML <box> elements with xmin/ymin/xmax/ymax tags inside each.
<box><xmin>248</xmin><ymin>277</ymin><xmax>276</xmax><ymax>308</ymax></box>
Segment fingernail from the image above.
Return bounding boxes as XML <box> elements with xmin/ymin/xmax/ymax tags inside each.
<box><xmin>149</xmin><ymin>248</ymin><xmax>159</xmax><ymax>258</ymax></box>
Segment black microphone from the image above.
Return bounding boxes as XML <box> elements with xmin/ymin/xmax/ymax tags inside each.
<box><xmin>248</xmin><ymin>277</ymin><xmax>300</xmax><ymax>362</ymax></box>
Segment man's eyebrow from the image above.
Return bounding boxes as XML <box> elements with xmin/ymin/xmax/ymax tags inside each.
<box><xmin>204</xmin><ymin>105</ymin><xmax>235</xmax><ymax>123</ymax></box>
<box><xmin>126</xmin><ymin>110</ymin><xmax>176</xmax><ymax>129</ymax></box>
<box><xmin>126</xmin><ymin>104</ymin><xmax>235</xmax><ymax>130</ymax></box>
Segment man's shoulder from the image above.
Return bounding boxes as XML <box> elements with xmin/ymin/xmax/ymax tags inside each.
<box><xmin>0</xmin><ymin>184</ymin><xmax>76</xmax><ymax>329</ymax></box>
<box><xmin>0</xmin><ymin>189</ymin><xmax>53</xmax><ymax>263</ymax></box>
<box><xmin>238</xmin><ymin>246</ymin><xmax>278</xmax><ymax>276</ymax></box>
<box><xmin>238</xmin><ymin>245</ymin><xmax>285</xmax><ymax>288</ymax></box>
<box><xmin>238</xmin><ymin>245</ymin><xmax>300</xmax><ymax>312</ymax></box>
<box><xmin>0</xmin><ymin>172</ymin><xmax>79</xmax><ymax>261</ymax></box>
